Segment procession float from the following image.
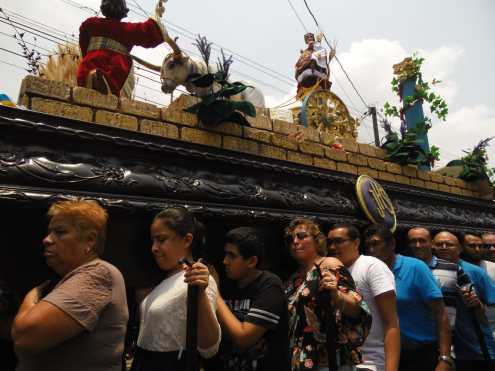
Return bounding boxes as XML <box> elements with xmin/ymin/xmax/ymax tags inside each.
<box><xmin>0</xmin><ymin>0</ymin><xmax>494</xmax><ymax>303</ymax></box>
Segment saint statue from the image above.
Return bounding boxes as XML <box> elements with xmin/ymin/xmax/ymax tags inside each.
<box><xmin>77</xmin><ymin>0</ymin><xmax>167</xmax><ymax>97</ymax></box>
<box><xmin>295</xmin><ymin>32</ymin><xmax>335</xmax><ymax>99</ymax></box>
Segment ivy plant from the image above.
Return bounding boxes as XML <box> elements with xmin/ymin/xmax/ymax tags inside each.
<box><xmin>381</xmin><ymin>54</ymin><xmax>448</xmax><ymax>167</ymax></box>
<box><xmin>457</xmin><ymin>138</ymin><xmax>494</xmax><ymax>183</ymax></box>
<box><xmin>184</xmin><ymin>35</ymin><xmax>256</xmax><ymax>126</ymax></box>
<box><xmin>381</xmin><ymin>121</ymin><xmax>439</xmax><ymax>166</ymax></box>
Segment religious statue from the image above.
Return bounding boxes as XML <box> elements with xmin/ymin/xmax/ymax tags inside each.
<box><xmin>76</xmin><ymin>0</ymin><xmax>167</xmax><ymax>97</ymax></box>
<box><xmin>294</xmin><ymin>32</ymin><xmax>335</xmax><ymax>99</ymax></box>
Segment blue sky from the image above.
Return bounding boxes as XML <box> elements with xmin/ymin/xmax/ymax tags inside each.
<box><xmin>1</xmin><ymin>0</ymin><xmax>493</xmax><ymax>169</ymax></box>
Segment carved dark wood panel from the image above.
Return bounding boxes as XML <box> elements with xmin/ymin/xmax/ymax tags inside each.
<box><xmin>0</xmin><ymin>105</ymin><xmax>494</xmax><ymax>234</ymax></box>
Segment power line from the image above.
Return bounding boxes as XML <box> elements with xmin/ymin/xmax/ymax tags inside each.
<box><xmin>0</xmin><ymin>17</ymin><xmax>68</xmax><ymax>45</ymax></box>
<box><xmin>59</xmin><ymin>0</ymin><xmax>99</xmax><ymax>16</ymax></box>
<box><xmin>0</xmin><ymin>46</ymin><xmax>25</xmax><ymax>58</ymax></box>
<box><xmin>2</xmin><ymin>8</ymin><xmax>78</xmax><ymax>41</ymax></box>
<box><xmin>0</xmin><ymin>31</ymin><xmax>53</xmax><ymax>56</ymax></box>
<box><xmin>126</xmin><ymin>1</ymin><xmax>296</xmax><ymax>86</ymax></box>
<box><xmin>286</xmin><ymin>0</ymin><xmax>309</xmax><ymax>33</ymax></box>
<box><xmin>0</xmin><ymin>58</ymin><xmax>26</xmax><ymax>71</ymax></box>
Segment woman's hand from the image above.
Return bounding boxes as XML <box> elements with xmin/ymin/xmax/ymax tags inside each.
<box><xmin>183</xmin><ymin>259</ymin><xmax>210</xmax><ymax>292</ymax></box>
<box><xmin>319</xmin><ymin>270</ymin><xmax>339</xmax><ymax>302</ymax></box>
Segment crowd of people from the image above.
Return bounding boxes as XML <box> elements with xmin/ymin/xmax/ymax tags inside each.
<box><xmin>1</xmin><ymin>199</ymin><xmax>495</xmax><ymax>371</ymax></box>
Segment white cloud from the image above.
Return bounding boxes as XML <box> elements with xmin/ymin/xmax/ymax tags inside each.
<box><xmin>430</xmin><ymin>105</ymin><xmax>495</xmax><ymax>169</ymax></box>
<box><xmin>328</xmin><ymin>38</ymin><xmax>494</xmax><ymax>170</ymax></box>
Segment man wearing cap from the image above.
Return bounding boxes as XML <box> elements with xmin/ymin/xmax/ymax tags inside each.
<box><xmin>77</xmin><ymin>0</ymin><xmax>166</xmax><ymax>97</ymax></box>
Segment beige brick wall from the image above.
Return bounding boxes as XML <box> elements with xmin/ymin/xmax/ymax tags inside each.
<box><xmin>271</xmin><ymin>133</ymin><xmax>298</xmax><ymax>150</ymax></box>
<box><xmin>243</xmin><ymin>127</ymin><xmax>271</xmax><ymax>143</ymax></box>
<box><xmin>288</xmin><ymin>151</ymin><xmax>313</xmax><ymax>166</ymax></box>
<box><xmin>314</xmin><ymin>158</ymin><xmax>337</xmax><ymax>171</ymax></box>
<box><xmin>337</xmin><ymin>163</ymin><xmax>358</xmax><ymax>175</ymax></box>
<box><xmin>31</xmin><ymin>98</ymin><xmax>93</xmax><ymax>122</ymax></box>
<box><xmin>95</xmin><ymin>110</ymin><xmax>138</xmax><ymax>131</ymax></box>
<box><xmin>259</xmin><ymin>144</ymin><xmax>286</xmax><ymax>160</ymax></box>
<box><xmin>140</xmin><ymin>119</ymin><xmax>179</xmax><ymax>139</ymax></box>
<box><xmin>299</xmin><ymin>142</ymin><xmax>325</xmax><ymax>157</ymax></box>
<box><xmin>121</xmin><ymin>98</ymin><xmax>161</xmax><ymax>119</ymax></box>
<box><xmin>223</xmin><ymin>136</ymin><xmax>259</xmax><ymax>155</ymax></box>
<box><xmin>181</xmin><ymin>127</ymin><xmax>222</xmax><ymax>148</ymax></box>
<box><xmin>73</xmin><ymin>87</ymin><xmax>118</xmax><ymax>110</ymax></box>
<box><xmin>20</xmin><ymin>76</ymin><xmax>489</xmax><ymax>199</ymax></box>
<box><xmin>20</xmin><ymin>75</ymin><xmax>71</xmax><ymax>102</ymax></box>
<box><xmin>325</xmin><ymin>148</ymin><xmax>347</xmax><ymax>162</ymax></box>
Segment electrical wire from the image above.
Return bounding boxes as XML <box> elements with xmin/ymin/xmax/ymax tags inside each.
<box><xmin>287</xmin><ymin>0</ymin><xmax>309</xmax><ymax>33</ymax></box>
<box><xmin>126</xmin><ymin>1</ymin><xmax>296</xmax><ymax>86</ymax></box>
<box><xmin>0</xmin><ymin>58</ymin><xmax>26</xmax><ymax>71</ymax></box>
<box><xmin>0</xmin><ymin>46</ymin><xmax>25</xmax><ymax>58</ymax></box>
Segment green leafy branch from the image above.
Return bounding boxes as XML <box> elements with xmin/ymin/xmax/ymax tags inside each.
<box><xmin>184</xmin><ymin>35</ymin><xmax>256</xmax><ymax>126</ymax></box>
<box><xmin>458</xmin><ymin>137</ymin><xmax>495</xmax><ymax>184</ymax></box>
<box><xmin>381</xmin><ymin>121</ymin><xmax>440</xmax><ymax>166</ymax></box>
<box><xmin>384</xmin><ymin>54</ymin><xmax>448</xmax><ymax>123</ymax></box>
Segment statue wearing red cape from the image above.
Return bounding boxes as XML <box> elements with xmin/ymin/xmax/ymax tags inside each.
<box><xmin>76</xmin><ymin>0</ymin><xmax>165</xmax><ymax>97</ymax></box>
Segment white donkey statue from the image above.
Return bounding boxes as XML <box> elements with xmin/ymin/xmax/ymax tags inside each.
<box><xmin>133</xmin><ymin>2</ymin><xmax>265</xmax><ymax>107</ymax></box>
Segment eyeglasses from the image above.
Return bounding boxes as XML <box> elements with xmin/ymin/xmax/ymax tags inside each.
<box><xmin>465</xmin><ymin>243</ymin><xmax>483</xmax><ymax>249</ymax></box>
<box><xmin>483</xmin><ymin>243</ymin><xmax>495</xmax><ymax>249</ymax></box>
<box><xmin>327</xmin><ymin>238</ymin><xmax>353</xmax><ymax>247</ymax></box>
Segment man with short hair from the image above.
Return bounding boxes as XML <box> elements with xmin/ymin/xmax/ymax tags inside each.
<box><xmin>328</xmin><ymin>223</ymin><xmax>399</xmax><ymax>371</ymax></box>
<box><xmin>482</xmin><ymin>231</ymin><xmax>495</xmax><ymax>338</ymax></box>
<box><xmin>408</xmin><ymin>227</ymin><xmax>458</xmax><ymax>328</ymax></box>
<box><xmin>215</xmin><ymin>227</ymin><xmax>289</xmax><ymax>371</ymax></box>
<box><xmin>364</xmin><ymin>225</ymin><xmax>451</xmax><ymax>371</ymax></box>
<box><xmin>462</xmin><ymin>232</ymin><xmax>495</xmax><ymax>281</ymax></box>
<box><xmin>483</xmin><ymin>232</ymin><xmax>495</xmax><ymax>263</ymax></box>
<box><xmin>433</xmin><ymin>231</ymin><xmax>495</xmax><ymax>370</ymax></box>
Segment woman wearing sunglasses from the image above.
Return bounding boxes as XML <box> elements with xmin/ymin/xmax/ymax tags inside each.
<box><xmin>284</xmin><ymin>218</ymin><xmax>371</xmax><ymax>371</ymax></box>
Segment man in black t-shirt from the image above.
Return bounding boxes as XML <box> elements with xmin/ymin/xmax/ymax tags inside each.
<box><xmin>216</xmin><ymin>227</ymin><xmax>289</xmax><ymax>371</ymax></box>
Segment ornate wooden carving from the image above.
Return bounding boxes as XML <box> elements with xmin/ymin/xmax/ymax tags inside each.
<box><xmin>0</xmin><ymin>105</ymin><xmax>493</xmax><ymax>234</ymax></box>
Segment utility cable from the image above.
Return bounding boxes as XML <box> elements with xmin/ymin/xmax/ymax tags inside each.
<box><xmin>287</xmin><ymin>0</ymin><xmax>309</xmax><ymax>33</ymax></box>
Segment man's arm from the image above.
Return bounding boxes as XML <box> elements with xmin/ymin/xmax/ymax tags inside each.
<box><xmin>428</xmin><ymin>299</ymin><xmax>452</xmax><ymax>371</ymax></box>
<box><xmin>12</xmin><ymin>286</ymin><xmax>84</xmax><ymax>355</ymax></box>
<box><xmin>375</xmin><ymin>291</ymin><xmax>400</xmax><ymax>371</ymax></box>
<box><xmin>216</xmin><ymin>295</ymin><xmax>267</xmax><ymax>349</ymax></box>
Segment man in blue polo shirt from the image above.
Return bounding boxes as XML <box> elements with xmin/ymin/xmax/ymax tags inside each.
<box><xmin>433</xmin><ymin>231</ymin><xmax>495</xmax><ymax>371</ymax></box>
<box><xmin>364</xmin><ymin>225</ymin><xmax>451</xmax><ymax>371</ymax></box>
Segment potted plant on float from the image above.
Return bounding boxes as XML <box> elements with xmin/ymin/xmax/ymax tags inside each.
<box><xmin>454</xmin><ymin>138</ymin><xmax>494</xmax><ymax>200</ymax></box>
<box><xmin>184</xmin><ymin>35</ymin><xmax>256</xmax><ymax>126</ymax></box>
<box><xmin>382</xmin><ymin>54</ymin><xmax>447</xmax><ymax>168</ymax></box>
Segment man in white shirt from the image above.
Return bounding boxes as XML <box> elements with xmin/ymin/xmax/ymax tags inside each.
<box><xmin>328</xmin><ymin>223</ymin><xmax>400</xmax><ymax>371</ymax></box>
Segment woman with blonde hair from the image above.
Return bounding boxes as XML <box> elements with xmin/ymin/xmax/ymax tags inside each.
<box><xmin>12</xmin><ymin>199</ymin><xmax>128</xmax><ymax>371</ymax></box>
<box><xmin>284</xmin><ymin>218</ymin><xmax>371</xmax><ymax>371</ymax></box>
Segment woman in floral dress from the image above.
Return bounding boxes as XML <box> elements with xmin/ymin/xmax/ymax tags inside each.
<box><xmin>284</xmin><ymin>218</ymin><xmax>371</xmax><ymax>371</ymax></box>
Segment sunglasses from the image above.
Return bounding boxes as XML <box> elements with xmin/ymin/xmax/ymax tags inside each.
<box><xmin>483</xmin><ymin>243</ymin><xmax>495</xmax><ymax>249</ymax></box>
<box><xmin>287</xmin><ymin>232</ymin><xmax>310</xmax><ymax>243</ymax></box>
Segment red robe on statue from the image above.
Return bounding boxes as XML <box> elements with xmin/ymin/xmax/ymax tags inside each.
<box><xmin>77</xmin><ymin>17</ymin><xmax>164</xmax><ymax>96</ymax></box>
